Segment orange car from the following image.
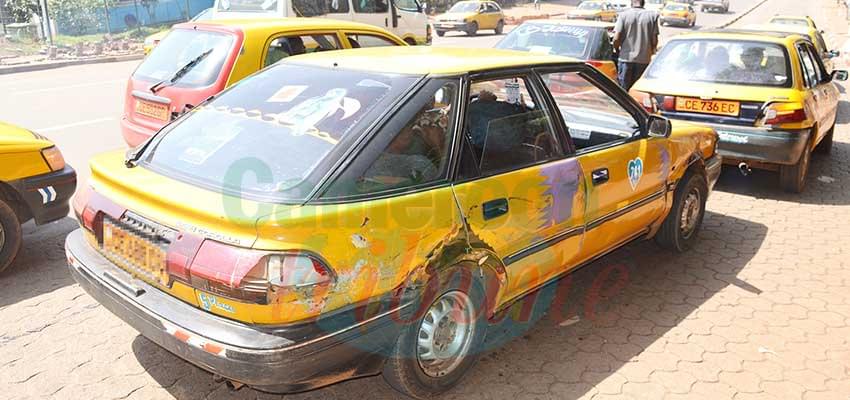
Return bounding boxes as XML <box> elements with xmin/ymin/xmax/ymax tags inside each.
<box><xmin>495</xmin><ymin>19</ymin><xmax>618</xmax><ymax>81</ymax></box>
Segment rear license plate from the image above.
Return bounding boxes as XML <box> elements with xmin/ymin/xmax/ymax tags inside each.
<box><xmin>135</xmin><ymin>99</ymin><xmax>170</xmax><ymax>121</ymax></box>
<box><xmin>675</xmin><ymin>97</ymin><xmax>740</xmax><ymax>117</ymax></box>
<box><xmin>102</xmin><ymin>220</ymin><xmax>167</xmax><ymax>284</ymax></box>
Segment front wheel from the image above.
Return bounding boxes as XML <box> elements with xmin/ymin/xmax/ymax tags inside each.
<box><xmin>495</xmin><ymin>20</ymin><xmax>504</xmax><ymax>35</ymax></box>
<box><xmin>382</xmin><ymin>274</ymin><xmax>487</xmax><ymax>399</ymax></box>
<box><xmin>0</xmin><ymin>198</ymin><xmax>22</xmax><ymax>274</ymax></box>
<box><xmin>656</xmin><ymin>172</ymin><xmax>708</xmax><ymax>252</ymax></box>
<box><xmin>436</xmin><ymin>30</ymin><xmax>445</xmax><ymax>37</ymax></box>
<box><xmin>780</xmin><ymin>146</ymin><xmax>811</xmax><ymax>193</ymax></box>
<box><xmin>465</xmin><ymin>21</ymin><xmax>478</xmax><ymax>36</ymax></box>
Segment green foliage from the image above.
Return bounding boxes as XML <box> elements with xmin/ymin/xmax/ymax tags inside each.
<box><xmin>47</xmin><ymin>0</ymin><xmax>111</xmax><ymax>35</ymax></box>
<box><xmin>5</xmin><ymin>0</ymin><xmax>40</xmax><ymax>23</ymax></box>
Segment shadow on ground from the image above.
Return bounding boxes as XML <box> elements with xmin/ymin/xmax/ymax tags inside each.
<box><xmin>0</xmin><ymin>217</ymin><xmax>77</xmax><ymax>308</ymax></box>
<box><xmin>133</xmin><ymin>210</ymin><xmax>767</xmax><ymax>400</ymax></box>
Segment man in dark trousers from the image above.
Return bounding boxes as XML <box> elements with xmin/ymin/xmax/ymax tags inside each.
<box><xmin>613</xmin><ymin>0</ymin><xmax>659</xmax><ymax>90</ymax></box>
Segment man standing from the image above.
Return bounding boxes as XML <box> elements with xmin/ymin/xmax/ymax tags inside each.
<box><xmin>613</xmin><ymin>0</ymin><xmax>659</xmax><ymax>90</ymax></box>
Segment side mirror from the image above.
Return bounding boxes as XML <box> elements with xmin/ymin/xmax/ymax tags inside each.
<box><xmin>827</xmin><ymin>49</ymin><xmax>841</xmax><ymax>59</ymax></box>
<box><xmin>647</xmin><ymin>115</ymin><xmax>672</xmax><ymax>138</ymax></box>
<box><xmin>831</xmin><ymin>70</ymin><xmax>848</xmax><ymax>81</ymax></box>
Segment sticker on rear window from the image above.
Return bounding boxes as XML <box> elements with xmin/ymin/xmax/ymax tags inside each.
<box><xmin>267</xmin><ymin>85</ymin><xmax>308</xmax><ymax>103</ymax></box>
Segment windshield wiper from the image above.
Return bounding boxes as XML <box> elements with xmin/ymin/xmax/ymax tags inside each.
<box><xmin>149</xmin><ymin>49</ymin><xmax>214</xmax><ymax>94</ymax></box>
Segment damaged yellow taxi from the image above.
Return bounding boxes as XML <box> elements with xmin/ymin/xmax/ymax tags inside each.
<box><xmin>66</xmin><ymin>47</ymin><xmax>720</xmax><ymax>398</ymax></box>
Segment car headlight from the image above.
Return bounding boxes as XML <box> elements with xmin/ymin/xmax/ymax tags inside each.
<box><xmin>41</xmin><ymin>146</ymin><xmax>66</xmax><ymax>171</ymax></box>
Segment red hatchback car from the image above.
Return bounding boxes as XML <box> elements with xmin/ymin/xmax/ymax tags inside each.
<box><xmin>121</xmin><ymin>18</ymin><xmax>406</xmax><ymax>147</ymax></box>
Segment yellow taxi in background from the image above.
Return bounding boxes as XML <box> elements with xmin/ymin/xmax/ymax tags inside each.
<box><xmin>143</xmin><ymin>8</ymin><xmax>213</xmax><ymax>55</ymax></box>
<box><xmin>495</xmin><ymin>19</ymin><xmax>619</xmax><ymax>81</ymax></box>
<box><xmin>433</xmin><ymin>0</ymin><xmax>505</xmax><ymax>36</ymax></box>
<box><xmin>768</xmin><ymin>15</ymin><xmax>818</xmax><ymax>30</ymax></box>
<box><xmin>568</xmin><ymin>1</ymin><xmax>619</xmax><ymax>22</ymax></box>
<box><xmin>660</xmin><ymin>2</ymin><xmax>697</xmax><ymax>27</ymax></box>
<box><xmin>67</xmin><ymin>46</ymin><xmax>719</xmax><ymax>398</ymax></box>
<box><xmin>0</xmin><ymin>122</ymin><xmax>76</xmax><ymax>273</ymax></box>
<box><xmin>745</xmin><ymin>23</ymin><xmax>839</xmax><ymax>72</ymax></box>
<box><xmin>631</xmin><ymin>29</ymin><xmax>848</xmax><ymax>192</ymax></box>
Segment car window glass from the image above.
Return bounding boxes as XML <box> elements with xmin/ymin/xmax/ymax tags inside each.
<box><xmin>134</xmin><ymin>29</ymin><xmax>234</xmax><ymax>88</ymax></box>
<box><xmin>804</xmin><ymin>45</ymin><xmax>823</xmax><ymax>83</ymax></box>
<box><xmin>264</xmin><ymin>34</ymin><xmax>340</xmax><ymax>67</ymax></box>
<box><xmin>495</xmin><ymin>22</ymin><xmax>592</xmax><ymax>58</ymax></box>
<box><xmin>322</xmin><ymin>81</ymin><xmax>457</xmax><ymax>197</ymax></box>
<box><xmin>347</xmin><ymin>33</ymin><xmax>399</xmax><ymax>48</ymax></box>
<box><xmin>463</xmin><ymin>77</ymin><xmax>560</xmax><ymax>177</ymax></box>
<box><xmin>540</xmin><ymin>71</ymin><xmax>640</xmax><ymax>151</ymax></box>
<box><xmin>798</xmin><ymin>45</ymin><xmax>818</xmax><ymax>88</ymax></box>
<box><xmin>353</xmin><ymin>0</ymin><xmax>389</xmax><ymax>13</ymax></box>
<box><xmin>218</xmin><ymin>0</ymin><xmax>278</xmax><ymax>12</ymax></box>
<box><xmin>815</xmin><ymin>32</ymin><xmax>828</xmax><ymax>54</ymax></box>
<box><xmin>395</xmin><ymin>0</ymin><xmax>419</xmax><ymax>11</ymax></box>
<box><xmin>292</xmin><ymin>0</ymin><xmax>349</xmax><ymax>15</ymax></box>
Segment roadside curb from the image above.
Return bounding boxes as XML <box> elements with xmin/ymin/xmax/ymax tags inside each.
<box><xmin>0</xmin><ymin>54</ymin><xmax>144</xmax><ymax>76</ymax></box>
<box><xmin>714</xmin><ymin>0</ymin><xmax>770</xmax><ymax>28</ymax></box>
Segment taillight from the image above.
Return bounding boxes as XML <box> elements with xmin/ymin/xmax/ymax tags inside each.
<box><xmin>587</xmin><ymin>60</ymin><xmax>605</xmax><ymax>69</ymax></box>
<box><xmin>267</xmin><ymin>253</ymin><xmax>333</xmax><ymax>288</ymax></box>
<box><xmin>41</xmin><ymin>146</ymin><xmax>65</xmax><ymax>171</ymax></box>
<box><xmin>758</xmin><ymin>103</ymin><xmax>808</xmax><ymax>127</ymax></box>
<box><xmin>629</xmin><ymin>89</ymin><xmax>658</xmax><ymax>113</ymax></box>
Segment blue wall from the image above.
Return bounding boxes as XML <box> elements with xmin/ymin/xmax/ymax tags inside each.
<box><xmin>55</xmin><ymin>0</ymin><xmax>213</xmax><ymax>35</ymax></box>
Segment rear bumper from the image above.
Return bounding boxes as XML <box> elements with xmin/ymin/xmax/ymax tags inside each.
<box><xmin>661</xmin><ymin>17</ymin><xmax>690</xmax><ymax>24</ymax></box>
<box><xmin>433</xmin><ymin>21</ymin><xmax>473</xmax><ymax>31</ymax></box>
<box><xmin>704</xmin><ymin>123</ymin><xmax>811</xmax><ymax>166</ymax></box>
<box><xmin>11</xmin><ymin>166</ymin><xmax>76</xmax><ymax>225</ymax></box>
<box><xmin>121</xmin><ymin>115</ymin><xmax>160</xmax><ymax>148</ymax></box>
<box><xmin>65</xmin><ymin>229</ymin><xmax>408</xmax><ymax>393</ymax></box>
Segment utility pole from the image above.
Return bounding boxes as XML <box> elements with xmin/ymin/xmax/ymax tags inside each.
<box><xmin>39</xmin><ymin>0</ymin><xmax>53</xmax><ymax>46</ymax></box>
<box><xmin>0</xmin><ymin>0</ymin><xmax>8</xmax><ymax>37</ymax></box>
<box><xmin>104</xmin><ymin>0</ymin><xmax>112</xmax><ymax>34</ymax></box>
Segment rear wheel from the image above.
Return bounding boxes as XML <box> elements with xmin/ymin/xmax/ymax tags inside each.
<box><xmin>780</xmin><ymin>145</ymin><xmax>811</xmax><ymax>193</ymax></box>
<box><xmin>0</xmin><ymin>198</ymin><xmax>22</xmax><ymax>274</ymax></box>
<box><xmin>815</xmin><ymin>125</ymin><xmax>834</xmax><ymax>155</ymax></box>
<box><xmin>656</xmin><ymin>171</ymin><xmax>707</xmax><ymax>252</ymax></box>
<box><xmin>436</xmin><ymin>30</ymin><xmax>445</xmax><ymax>37</ymax></box>
<box><xmin>466</xmin><ymin>22</ymin><xmax>478</xmax><ymax>36</ymax></box>
<box><xmin>495</xmin><ymin>20</ymin><xmax>504</xmax><ymax>34</ymax></box>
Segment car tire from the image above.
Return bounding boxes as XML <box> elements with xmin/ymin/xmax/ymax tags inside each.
<box><xmin>815</xmin><ymin>125</ymin><xmax>834</xmax><ymax>155</ymax></box>
<box><xmin>655</xmin><ymin>171</ymin><xmax>708</xmax><ymax>253</ymax></box>
<box><xmin>0</xmin><ymin>198</ymin><xmax>22</xmax><ymax>274</ymax></box>
<box><xmin>495</xmin><ymin>20</ymin><xmax>504</xmax><ymax>35</ymax></box>
<box><xmin>436</xmin><ymin>30</ymin><xmax>445</xmax><ymax>37</ymax></box>
<box><xmin>466</xmin><ymin>22</ymin><xmax>478</xmax><ymax>36</ymax></box>
<box><xmin>780</xmin><ymin>145</ymin><xmax>811</xmax><ymax>193</ymax></box>
<box><xmin>382</xmin><ymin>270</ymin><xmax>488</xmax><ymax>399</ymax></box>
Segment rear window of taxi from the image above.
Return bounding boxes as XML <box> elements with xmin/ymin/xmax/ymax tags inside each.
<box><xmin>134</xmin><ymin>29</ymin><xmax>236</xmax><ymax>88</ymax></box>
<box><xmin>496</xmin><ymin>22</ymin><xmax>597</xmax><ymax>59</ymax></box>
<box><xmin>645</xmin><ymin>39</ymin><xmax>792</xmax><ymax>87</ymax></box>
<box><xmin>142</xmin><ymin>63</ymin><xmax>419</xmax><ymax>202</ymax></box>
<box><xmin>664</xmin><ymin>4</ymin><xmax>688</xmax><ymax>11</ymax></box>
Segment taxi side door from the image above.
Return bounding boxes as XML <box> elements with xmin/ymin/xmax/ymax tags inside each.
<box><xmin>537</xmin><ymin>65</ymin><xmax>668</xmax><ymax>262</ymax></box>
<box><xmin>797</xmin><ymin>41</ymin><xmax>839</xmax><ymax>146</ymax></box>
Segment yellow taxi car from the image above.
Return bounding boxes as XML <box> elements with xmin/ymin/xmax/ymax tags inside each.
<box><xmin>432</xmin><ymin>0</ymin><xmax>505</xmax><ymax>36</ymax></box>
<box><xmin>495</xmin><ymin>19</ymin><xmax>619</xmax><ymax>81</ymax></box>
<box><xmin>768</xmin><ymin>14</ymin><xmax>818</xmax><ymax>30</ymax></box>
<box><xmin>745</xmin><ymin>23</ymin><xmax>839</xmax><ymax>72</ymax></box>
<box><xmin>660</xmin><ymin>2</ymin><xmax>697</xmax><ymax>27</ymax></box>
<box><xmin>1</xmin><ymin>122</ymin><xmax>76</xmax><ymax>272</ymax></box>
<box><xmin>123</xmin><ymin>18</ymin><xmax>406</xmax><ymax>147</ymax></box>
<box><xmin>568</xmin><ymin>1</ymin><xmax>619</xmax><ymax>22</ymax></box>
<box><xmin>143</xmin><ymin>8</ymin><xmax>213</xmax><ymax>55</ymax></box>
<box><xmin>67</xmin><ymin>46</ymin><xmax>720</xmax><ymax>398</ymax></box>
<box><xmin>631</xmin><ymin>29</ymin><xmax>847</xmax><ymax>192</ymax></box>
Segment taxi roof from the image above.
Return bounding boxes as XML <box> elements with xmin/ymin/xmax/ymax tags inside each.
<box><xmin>668</xmin><ymin>29</ymin><xmax>806</xmax><ymax>43</ymax></box>
<box><xmin>744</xmin><ymin>23</ymin><xmax>816</xmax><ymax>36</ymax></box>
<box><xmin>175</xmin><ymin>18</ymin><xmax>401</xmax><ymax>40</ymax></box>
<box><xmin>524</xmin><ymin>18</ymin><xmax>615</xmax><ymax>28</ymax></box>
<box><xmin>286</xmin><ymin>46</ymin><xmax>577</xmax><ymax>75</ymax></box>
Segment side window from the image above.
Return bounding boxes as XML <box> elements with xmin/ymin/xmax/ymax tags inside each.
<box><xmin>487</xmin><ymin>3</ymin><xmax>499</xmax><ymax>12</ymax></box>
<box><xmin>353</xmin><ymin>0</ymin><xmax>389</xmax><ymax>13</ymax></box>
<box><xmin>264</xmin><ymin>34</ymin><xmax>340</xmax><ymax>67</ymax></box>
<box><xmin>462</xmin><ymin>77</ymin><xmax>561</xmax><ymax>177</ymax></box>
<box><xmin>347</xmin><ymin>33</ymin><xmax>399</xmax><ymax>48</ymax></box>
<box><xmin>395</xmin><ymin>0</ymin><xmax>419</xmax><ymax>11</ymax></box>
<box><xmin>322</xmin><ymin>81</ymin><xmax>458</xmax><ymax>198</ymax></box>
<box><xmin>540</xmin><ymin>71</ymin><xmax>641</xmax><ymax>151</ymax></box>
<box><xmin>292</xmin><ymin>0</ymin><xmax>349</xmax><ymax>16</ymax></box>
<box><xmin>815</xmin><ymin>33</ymin><xmax>828</xmax><ymax>55</ymax></box>
<box><xmin>798</xmin><ymin>44</ymin><xmax>819</xmax><ymax>88</ymax></box>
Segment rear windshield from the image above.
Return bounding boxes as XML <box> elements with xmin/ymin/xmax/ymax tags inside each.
<box><xmin>665</xmin><ymin>4</ymin><xmax>687</xmax><ymax>11</ymax></box>
<box><xmin>770</xmin><ymin>18</ymin><xmax>809</xmax><ymax>27</ymax></box>
<box><xmin>143</xmin><ymin>64</ymin><xmax>418</xmax><ymax>202</ymax></box>
<box><xmin>133</xmin><ymin>29</ymin><xmax>235</xmax><ymax>88</ymax></box>
<box><xmin>578</xmin><ymin>2</ymin><xmax>602</xmax><ymax>9</ymax></box>
<box><xmin>645</xmin><ymin>39</ymin><xmax>791</xmax><ymax>87</ymax></box>
<box><xmin>217</xmin><ymin>0</ymin><xmax>278</xmax><ymax>12</ymax></box>
<box><xmin>496</xmin><ymin>23</ymin><xmax>594</xmax><ymax>58</ymax></box>
<box><xmin>449</xmin><ymin>2</ymin><xmax>479</xmax><ymax>12</ymax></box>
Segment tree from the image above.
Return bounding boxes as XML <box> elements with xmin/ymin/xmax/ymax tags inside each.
<box><xmin>47</xmin><ymin>0</ymin><xmax>110</xmax><ymax>35</ymax></box>
<box><xmin>5</xmin><ymin>0</ymin><xmax>39</xmax><ymax>23</ymax></box>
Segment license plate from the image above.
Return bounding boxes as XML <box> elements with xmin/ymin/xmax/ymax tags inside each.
<box><xmin>135</xmin><ymin>99</ymin><xmax>170</xmax><ymax>121</ymax></box>
<box><xmin>102</xmin><ymin>220</ymin><xmax>167</xmax><ymax>284</ymax></box>
<box><xmin>675</xmin><ymin>97</ymin><xmax>740</xmax><ymax>117</ymax></box>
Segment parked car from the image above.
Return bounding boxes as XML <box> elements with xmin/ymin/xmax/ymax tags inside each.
<box><xmin>568</xmin><ymin>1</ymin><xmax>619</xmax><ymax>22</ymax></box>
<box><xmin>122</xmin><ymin>18</ymin><xmax>406</xmax><ymax>147</ymax></box>
<box><xmin>630</xmin><ymin>29</ymin><xmax>848</xmax><ymax>192</ymax></box>
<box><xmin>143</xmin><ymin>8</ymin><xmax>213</xmax><ymax>55</ymax></box>
<box><xmin>744</xmin><ymin>23</ymin><xmax>839</xmax><ymax>72</ymax></box>
<box><xmin>0</xmin><ymin>122</ymin><xmax>76</xmax><ymax>272</ymax></box>
<box><xmin>495</xmin><ymin>19</ymin><xmax>619</xmax><ymax>81</ymax></box>
<box><xmin>694</xmin><ymin>0</ymin><xmax>728</xmax><ymax>13</ymax></box>
<box><xmin>432</xmin><ymin>0</ymin><xmax>505</xmax><ymax>36</ymax></box>
<box><xmin>660</xmin><ymin>2</ymin><xmax>696</xmax><ymax>27</ymax></box>
<box><xmin>768</xmin><ymin>14</ymin><xmax>818</xmax><ymax>30</ymax></box>
<box><xmin>68</xmin><ymin>46</ymin><xmax>720</xmax><ymax>399</ymax></box>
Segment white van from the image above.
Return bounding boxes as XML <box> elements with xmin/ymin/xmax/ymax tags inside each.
<box><xmin>213</xmin><ymin>0</ymin><xmax>431</xmax><ymax>45</ymax></box>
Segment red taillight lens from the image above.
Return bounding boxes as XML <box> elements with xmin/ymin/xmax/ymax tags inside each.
<box><xmin>629</xmin><ymin>89</ymin><xmax>658</xmax><ymax>113</ymax></box>
<box><xmin>587</xmin><ymin>60</ymin><xmax>605</xmax><ymax>68</ymax></box>
<box><xmin>267</xmin><ymin>253</ymin><xmax>333</xmax><ymax>288</ymax></box>
<box><xmin>759</xmin><ymin>103</ymin><xmax>808</xmax><ymax>126</ymax></box>
<box><xmin>662</xmin><ymin>96</ymin><xmax>675</xmax><ymax>111</ymax></box>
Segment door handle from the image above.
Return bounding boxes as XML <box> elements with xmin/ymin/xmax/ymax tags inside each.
<box><xmin>482</xmin><ymin>198</ymin><xmax>509</xmax><ymax>220</ymax></box>
<box><xmin>592</xmin><ymin>168</ymin><xmax>609</xmax><ymax>185</ymax></box>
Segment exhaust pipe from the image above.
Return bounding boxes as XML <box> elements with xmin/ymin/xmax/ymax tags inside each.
<box><xmin>213</xmin><ymin>374</ymin><xmax>245</xmax><ymax>391</ymax></box>
<box><xmin>738</xmin><ymin>162</ymin><xmax>751</xmax><ymax>176</ymax></box>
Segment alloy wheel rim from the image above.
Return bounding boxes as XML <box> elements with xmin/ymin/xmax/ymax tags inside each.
<box><xmin>416</xmin><ymin>290</ymin><xmax>476</xmax><ymax>378</ymax></box>
<box><xmin>679</xmin><ymin>188</ymin><xmax>701</xmax><ymax>239</ymax></box>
